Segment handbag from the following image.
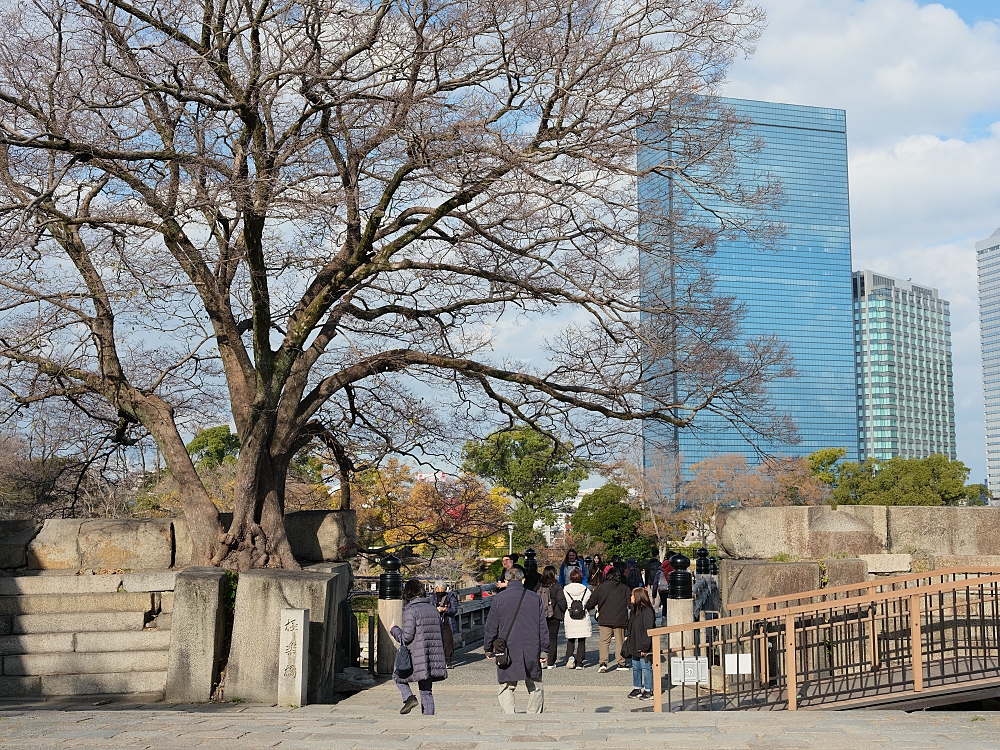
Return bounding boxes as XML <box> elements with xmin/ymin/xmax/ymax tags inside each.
<box><xmin>394</xmin><ymin>641</ymin><xmax>413</xmax><ymax>678</ymax></box>
<box><xmin>491</xmin><ymin>588</ymin><xmax>526</xmax><ymax>670</ymax></box>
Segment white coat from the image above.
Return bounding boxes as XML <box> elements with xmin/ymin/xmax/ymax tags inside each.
<box><xmin>561</xmin><ymin>581</ymin><xmax>593</xmax><ymax>639</ymax></box>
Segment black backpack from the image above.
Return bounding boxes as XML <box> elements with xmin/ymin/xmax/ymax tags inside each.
<box><xmin>567</xmin><ymin>591</ymin><xmax>586</xmax><ymax>620</ymax></box>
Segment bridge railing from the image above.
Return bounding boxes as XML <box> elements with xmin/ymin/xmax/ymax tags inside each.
<box><xmin>725</xmin><ymin>566</ymin><xmax>1000</xmax><ymax>618</ymax></box>
<box><xmin>651</xmin><ymin>571</ymin><xmax>1000</xmax><ymax>712</ymax></box>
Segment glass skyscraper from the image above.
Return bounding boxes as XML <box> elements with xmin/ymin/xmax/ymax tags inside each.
<box><xmin>641</xmin><ymin>98</ymin><xmax>858</xmax><ymax>473</ymax></box>
<box><xmin>853</xmin><ymin>270</ymin><xmax>955</xmax><ymax>462</ymax></box>
<box><xmin>977</xmin><ymin>228</ymin><xmax>1000</xmax><ymax>495</ymax></box>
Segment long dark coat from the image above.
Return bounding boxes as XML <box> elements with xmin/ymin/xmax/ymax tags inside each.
<box><xmin>390</xmin><ymin>597</ymin><xmax>448</xmax><ymax>682</ymax></box>
<box><xmin>483</xmin><ymin>580</ymin><xmax>549</xmax><ymax>683</ymax></box>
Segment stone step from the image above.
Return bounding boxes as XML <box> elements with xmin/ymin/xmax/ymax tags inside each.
<box><xmin>0</xmin><ymin>630</ymin><xmax>171</xmax><ymax>655</ymax></box>
<box><xmin>0</xmin><ymin>591</ymin><xmax>153</xmax><ymax>616</ymax></box>
<box><xmin>0</xmin><ymin>574</ymin><xmax>122</xmax><ymax>596</ymax></box>
<box><xmin>3</xmin><ymin>649</ymin><xmax>168</xmax><ymax>676</ymax></box>
<box><xmin>8</xmin><ymin>611</ymin><xmax>147</xmax><ymax>634</ymax></box>
<box><xmin>0</xmin><ymin>671</ymin><xmax>166</xmax><ymax>697</ymax></box>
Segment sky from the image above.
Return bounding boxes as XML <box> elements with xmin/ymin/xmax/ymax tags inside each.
<box><xmin>723</xmin><ymin>0</ymin><xmax>1000</xmax><ymax>482</ymax></box>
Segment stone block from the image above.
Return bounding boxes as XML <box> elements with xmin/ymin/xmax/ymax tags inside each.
<box><xmin>929</xmin><ymin>554</ymin><xmax>1000</xmax><ymax>571</ymax></box>
<box><xmin>0</xmin><ymin>592</ymin><xmax>153</xmax><ymax>616</ymax></box>
<box><xmin>822</xmin><ymin>559</ymin><xmax>869</xmax><ymax>588</ymax></box>
<box><xmin>716</xmin><ymin>506</ymin><xmax>886</xmax><ymax>560</ymax></box>
<box><xmin>719</xmin><ymin>560</ymin><xmax>821</xmax><ymax>614</ymax></box>
<box><xmin>122</xmin><ymin>571</ymin><xmax>176</xmax><ymax>593</ymax></box>
<box><xmin>78</xmin><ymin>519</ymin><xmax>173</xmax><ymax>571</ymax></box>
<box><xmin>0</xmin><ymin>676</ymin><xmax>41</xmax><ymax>697</ymax></box>
<box><xmin>0</xmin><ymin>574</ymin><xmax>122</xmax><ymax>596</ymax></box>
<box><xmin>40</xmin><ymin>671</ymin><xmax>166</xmax><ymax>696</ymax></box>
<box><xmin>26</xmin><ymin>520</ymin><xmax>83</xmax><ymax>570</ymax></box>
<box><xmin>12</xmin><ymin>612</ymin><xmax>146</xmax><ymax>634</ymax></box>
<box><xmin>886</xmin><ymin>507</ymin><xmax>1000</xmax><ymax>556</ymax></box>
<box><xmin>4</xmin><ymin>650</ymin><xmax>168</xmax><ymax>676</ymax></box>
<box><xmin>859</xmin><ymin>554</ymin><xmax>911</xmax><ymax>574</ymax></box>
<box><xmin>226</xmin><ymin>568</ymin><xmax>344</xmax><ymax>704</ymax></box>
<box><xmin>0</xmin><ymin>520</ymin><xmax>38</xmax><ymax>540</ymax></box>
<box><xmin>156</xmin><ymin>613</ymin><xmax>172</xmax><ymax>630</ymax></box>
<box><xmin>0</xmin><ymin>633</ymin><xmax>74</xmax><ymax>655</ymax></box>
<box><xmin>159</xmin><ymin>591</ymin><xmax>174</xmax><ymax>613</ymax></box>
<box><xmin>76</xmin><ymin>630</ymin><xmax>172</xmax><ymax>653</ymax></box>
<box><xmin>172</xmin><ymin>518</ymin><xmax>193</xmax><ymax>569</ymax></box>
<box><xmin>164</xmin><ymin>567</ymin><xmax>227</xmax><ymax>704</ymax></box>
<box><xmin>0</xmin><ymin>527</ymin><xmax>40</xmax><ymax>569</ymax></box>
<box><xmin>277</xmin><ymin>608</ymin><xmax>309</xmax><ymax>707</ymax></box>
<box><xmin>284</xmin><ymin>511</ymin><xmax>357</xmax><ymax>562</ymax></box>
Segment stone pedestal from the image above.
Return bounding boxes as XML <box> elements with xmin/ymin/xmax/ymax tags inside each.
<box><xmin>376</xmin><ymin>599</ymin><xmax>403</xmax><ymax>675</ymax></box>
<box><xmin>165</xmin><ymin>567</ymin><xmax>227</xmax><ymax>703</ymax></box>
<box><xmin>666</xmin><ymin>598</ymin><xmax>695</xmax><ymax>657</ymax></box>
<box><xmin>278</xmin><ymin>608</ymin><xmax>309</xmax><ymax>707</ymax></box>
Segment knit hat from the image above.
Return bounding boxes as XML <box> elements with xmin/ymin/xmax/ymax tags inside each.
<box><xmin>626</xmin><ymin>557</ymin><xmax>636</xmax><ymax>568</ymax></box>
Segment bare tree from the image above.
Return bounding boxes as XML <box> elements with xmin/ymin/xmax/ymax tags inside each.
<box><xmin>0</xmin><ymin>0</ymin><xmax>788</xmax><ymax>569</ymax></box>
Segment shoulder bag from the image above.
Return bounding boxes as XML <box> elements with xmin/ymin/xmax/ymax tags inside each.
<box><xmin>491</xmin><ymin>588</ymin><xmax>526</xmax><ymax>670</ymax></box>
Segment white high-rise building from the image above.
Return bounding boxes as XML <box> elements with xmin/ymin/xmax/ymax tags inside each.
<box><xmin>853</xmin><ymin>270</ymin><xmax>955</xmax><ymax>462</ymax></box>
<box><xmin>978</xmin><ymin>229</ymin><xmax>1000</xmax><ymax>495</ymax></box>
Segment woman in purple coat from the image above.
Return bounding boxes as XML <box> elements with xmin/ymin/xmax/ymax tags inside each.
<box><xmin>390</xmin><ymin>579</ymin><xmax>448</xmax><ymax>715</ymax></box>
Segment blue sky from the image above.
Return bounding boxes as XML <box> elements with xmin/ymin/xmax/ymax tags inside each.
<box><xmin>724</xmin><ymin>0</ymin><xmax>1000</xmax><ymax>481</ymax></box>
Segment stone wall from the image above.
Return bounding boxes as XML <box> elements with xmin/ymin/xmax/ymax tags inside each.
<box><xmin>717</xmin><ymin>505</ymin><xmax>1000</xmax><ymax>561</ymax></box>
<box><xmin>0</xmin><ymin>510</ymin><xmax>356</xmax><ymax>572</ymax></box>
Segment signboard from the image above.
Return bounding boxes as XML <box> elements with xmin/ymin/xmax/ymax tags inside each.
<box><xmin>724</xmin><ymin>653</ymin><xmax>753</xmax><ymax>675</ymax></box>
<box><xmin>670</xmin><ymin>656</ymin><xmax>709</xmax><ymax>685</ymax></box>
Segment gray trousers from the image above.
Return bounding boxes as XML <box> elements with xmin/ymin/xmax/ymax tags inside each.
<box><xmin>498</xmin><ymin>677</ymin><xmax>544</xmax><ymax>714</ymax></box>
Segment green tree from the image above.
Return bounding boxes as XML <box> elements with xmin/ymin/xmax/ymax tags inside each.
<box><xmin>461</xmin><ymin>427</ymin><xmax>588</xmax><ymax>545</ymax></box>
<box><xmin>832</xmin><ymin>455</ymin><xmax>972</xmax><ymax>506</ymax></box>
<box><xmin>807</xmin><ymin>447</ymin><xmax>848</xmax><ymax>486</ymax></box>
<box><xmin>570</xmin><ymin>484</ymin><xmax>652</xmax><ymax>560</ymax></box>
<box><xmin>186</xmin><ymin>427</ymin><xmax>240</xmax><ymax>471</ymax></box>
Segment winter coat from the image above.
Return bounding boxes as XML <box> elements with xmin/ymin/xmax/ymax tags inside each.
<box><xmin>559</xmin><ymin>560</ymin><xmax>589</xmax><ymax>587</ymax></box>
<box><xmin>436</xmin><ymin>590</ymin><xmax>460</xmax><ymax>634</ymax></box>
<box><xmin>390</xmin><ymin>598</ymin><xmax>448</xmax><ymax>683</ymax></box>
<box><xmin>651</xmin><ymin>559</ymin><xmax>674</xmax><ymax>593</ymax></box>
<box><xmin>644</xmin><ymin>559</ymin><xmax>661</xmax><ymax>589</ymax></box>
<box><xmin>535</xmin><ymin>581</ymin><xmax>567</xmax><ymax>620</ymax></box>
<box><xmin>624</xmin><ymin>606</ymin><xmax>656</xmax><ymax>659</ymax></box>
<box><xmin>483</xmin><ymin>580</ymin><xmax>549</xmax><ymax>683</ymax></box>
<box><xmin>587</xmin><ymin>578</ymin><xmax>630</xmax><ymax>628</ymax></box>
<box><xmin>561</xmin><ymin>581</ymin><xmax>593</xmax><ymax>639</ymax></box>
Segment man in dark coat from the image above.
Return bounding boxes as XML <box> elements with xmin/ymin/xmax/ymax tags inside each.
<box><xmin>484</xmin><ymin>567</ymin><xmax>549</xmax><ymax>713</ymax></box>
<box><xmin>587</xmin><ymin>567</ymin><xmax>630</xmax><ymax>671</ymax></box>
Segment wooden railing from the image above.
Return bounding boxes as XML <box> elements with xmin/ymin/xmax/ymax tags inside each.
<box><xmin>652</xmin><ymin>570</ymin><xmax>1000</xmax><ymax>712</ymax></box>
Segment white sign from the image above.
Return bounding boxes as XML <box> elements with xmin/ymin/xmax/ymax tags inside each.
<box><xmin>670</xmin><ymin>656</ymin><xmax>709</xmax><ymax>685</ymax></box>
<box><xmin>724</xmin><ymin>653</ymin><xmax>752</xmax><ymax>675</ymax></box>
<box><xmin>278</xmin><ymin>608</ymin><xmax>310</xmax><ymax>707</ymax></box>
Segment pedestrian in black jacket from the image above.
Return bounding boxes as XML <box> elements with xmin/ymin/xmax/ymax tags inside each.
<box><xmin>625</xmin><ymin>587</ymin><xmax>656</xmax><ymax>700</ymax></box>
<box><xmin>484</xmin><ymin>567</ymin><xmax>549</xmax><ymax>713</ymax></box>
<box><xmin>586</xmin><ymin>567</ymin><xmax>629</xmax><ymax>671</ymax></box>
<box><xmin>534</xmin><ymin>565</ymin><xmax>566</xmax><ymax>667</ymax></box>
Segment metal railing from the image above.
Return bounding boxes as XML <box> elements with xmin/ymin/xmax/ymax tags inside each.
<box><xmin>652</xmin><ymin>570</ymin><xmax>1000</xmax><ymax>712</ymax></box>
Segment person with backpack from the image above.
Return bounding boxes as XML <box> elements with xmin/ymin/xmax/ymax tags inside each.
<box><xmin>624</xmin><ymin>558</ymin><xmax>644</xmax><ymax>590</ymax></box>
<box><xmin>586</xmin><ymin>566</ymin><xmax>629</xmax><ymax>672</ymax></box>
<box><xmin>644</xmin><ymin>557</ymin><xmax>660</xmax><ymax>594</ymax></box>
<box><xmin>390</xmin><ymin>579</ymin><xmax>448</xmax><ymax>715</ymax></box>
<box><xmin>534</xmin><ymin>565</ymin><xmax>566</xmax><ymax>668</ymax></box>
<box><xmin>562</xmin><ymin>566</ymin><xmax>592</xmax><ymax>669</ymax></box>
<box><xmin>558</xmin><ymin>548</ymin><xmax>588</xmax><ymax>587</ymax></box>
<box><xmin>650</xmin><ymin>555</ymin><xmax>673</xmax><ymax>622</ymax></box>
<box><xmin>624</xmin><ymin>587</ymin><xmax>656</xmax><ymax>700</ymax></box>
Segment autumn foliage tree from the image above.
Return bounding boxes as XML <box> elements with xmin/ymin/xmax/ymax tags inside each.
<box><xmin>0</xmin><ymin>0</ymin><xmax>787</xmax><ymax>568</ymax></box>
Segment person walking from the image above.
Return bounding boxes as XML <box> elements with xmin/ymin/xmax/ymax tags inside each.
<box><xmin>434</xmin><ymin>581</ymin><xmax>459</xmax><ymax>668</ymax></box>
<box><xmin>624</xmin><ymin>587</ymin><xmax>656</xmax><ymax>700</ymax></box>
<box><xmin>558</xmin><ymin>548</ymin><xmax>588</xmax><ymax>587</ymax></box>
<box><xmin>644</xmin><ymin>557</ymin><xmax>660</xmax><ymax>596</ymax></box>
<box><xmin>589</xmin><ymin>554</ymin><xmax>605</xmax><ymax>586</ymax></box>
<box><xmin>562</xmin><ymin>567</ymin><xmax>592</xmax><ymax>669</ymax></box>
<box><xmin>534</xmin><ymin>565</ymin><xmax>566</xmax><ymax>668</ymax></box>
<box><xmin>587</xmin><ymin>566</ymin><xmax>629</xmax><ymax>672</ymax></box>
<box><xmin>390</xmin><ymin>579</ymin><xmax>448</xmax><ymax>715</ymax></box>
<box><xmin>496</xmin><ymin>554</ymin><xmax>515</xmax><ymax>589</ymax></box>
<box><xmin>484</xmin><ymin>567</ymin><xmax>549</xmax><ymax>713</ymax></box>
<box><xmin>625</xmin><ymin>558</ymin><xmax>644</xmax><ymax>591</ymax></box>
<box><xmin>650</xmin><ymin>556</ymin><xmax>673</xmax><ymax>622</ymax></box>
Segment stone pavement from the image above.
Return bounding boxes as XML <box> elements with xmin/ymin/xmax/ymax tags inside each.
<box><xmin>2</xmin><ymin>643</ymin><xmax>1000</xmax><ymax>749</ymax></box>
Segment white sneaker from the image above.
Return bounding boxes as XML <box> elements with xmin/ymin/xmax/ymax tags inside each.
<box><xmin>566</xmin><ymin>656</ymin><xmax>576</xmax><ymax>669</ymax></box>
<box><xmin>545</xmin><ymin>664</ymin><xmax>556</xmax><ymax>670</ymax></box>
<box><xmin>598</xmin><ymin>664</ymin><xmax>608</xmax><ymax>673</ymax></box>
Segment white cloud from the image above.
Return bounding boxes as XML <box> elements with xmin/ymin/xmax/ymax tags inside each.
<box><xmin>725</xmin><ymin>0</ymin><xmax>1000</xmax><ymax>478</ymax></box>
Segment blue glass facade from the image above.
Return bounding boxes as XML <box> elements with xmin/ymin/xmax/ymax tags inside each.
<box><xmin>641</xmin><ymin>98</ymin><xmax>858</xmax><ymax>471</ymax></box>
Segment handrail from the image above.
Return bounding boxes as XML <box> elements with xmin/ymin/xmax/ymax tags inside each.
<box><xmin>726</xmin><ymin>566</ymin><xmax>1000</xmax><ymax>615</ymax></box>
<box><xmin>652</xmin><ymin>572</ymin><xmax>1000</xmax><ymax>713</ymax></box>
